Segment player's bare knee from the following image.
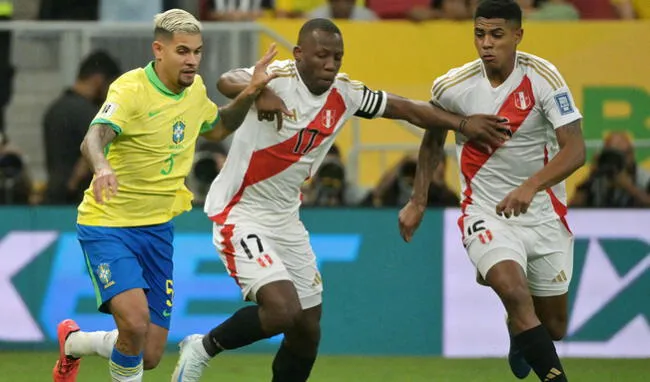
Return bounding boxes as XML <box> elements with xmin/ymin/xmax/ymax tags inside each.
<box><xmin>486</xmin><ymin>262</ymin><xmax>529</xmax><ymax>306</ymax></box>
<box><xmin>267</xmin><ymin>300</ymin><xmax>302</xmax><ymax>333</ymax></box>
<box><xmin>490</xmin><ymin>277</ymin><xmax>531</xmax><ymax>309</ymax></box>
<box><xmin>544</xmin><ymin>317</ymin><xmax>567</xmax><ymax>341</ymax></box>
<box><xmin>258</xmin><ymin>295</ymin><xmax>302</xmax><ymax>334</ymax></box>
<box><xmin>142</xmin><ymin>352</ymin><xmax>163</xmax><ymax>370</ymax></box>
<box><xmin>110</xmin><ymin>290</ymin><xmax>150</xmax><ymax>342</ymax></box>
<box><xmin>492</xmin><ymin>280</ymin><xmax>535</xmax><ymax>326</ymax></box>
<box><xmin>548</xmin><ymin>326</ymin><xmax>566</xmax><ymax>341</ymax></box>
<box><xmin>257</xmin><ymin>280</ymin><xmax>302</xmax><ymax>334</ymax></box>
<box><xmin>500</xmin><ymin>283</ymin><xmax>530</xmax><ymax>305</ymax></box>
<box><xmin>116</xmin><ymin>311</ymin><xmax>150</xmax><ymax>341</ymax></box>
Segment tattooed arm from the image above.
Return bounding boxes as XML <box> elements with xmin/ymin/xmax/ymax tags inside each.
<box><xmin>80</xmin><ymin>124</ymin><xmax>118</xmax><ymax>203</ymax></box>
<box><xmin>80</xmin><ymin>124</ymin><xmax>116</xmax><ymax>174</ymax></box>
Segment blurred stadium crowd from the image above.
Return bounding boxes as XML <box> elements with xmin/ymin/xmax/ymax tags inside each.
<box><xmin>13</xmin><ymin>0</ymin><xmax>650</xmax><ymax>22</ymax></box>
<box><xmin>0</xmin><ymin>0</ymin><xmax>648</xmax><ymax>209</ymax></box>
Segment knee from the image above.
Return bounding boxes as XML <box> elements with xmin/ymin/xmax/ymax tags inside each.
<box><xmin>257</xmin><ymin>280</ymin><xmax>304</xmax><ymax>334</ymax></box>
<box><xmin>117</xmin><ymin>311</ymin><xmax>150</xmax><ymax>340</ymax></box>
<box><xmin>497</xmin><ymin>282</ymin><xmax>532</xmax><ymax>310</ymax></box>
<box><xmin>486</xmin><ymin>263</ymin><xmax>531</xmax><ymax>309</ymax></box>
<box><xmin>544</xmin><ymin>317</ymin><xmax>568</xmax><ymax>341</ymax></box>
<box><xmin>264</xmin><ymin>300</ymin><xmax>302</xmax><ymax>334</ymax></box>
<box><xmin>270</xmin><ymin>302</ymin><xmax>302</xmax><ymax>333</ymax></box>
<box><xmin>143</xmin><ymin>353</ymin><xmax>162</xmax><ymax>370</ymax></box>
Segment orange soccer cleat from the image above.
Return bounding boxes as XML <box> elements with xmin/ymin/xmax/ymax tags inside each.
<box><xmin>52</xmin><ymin>319</ymin><xmax>82</xmax><ymax>382</ymax></box>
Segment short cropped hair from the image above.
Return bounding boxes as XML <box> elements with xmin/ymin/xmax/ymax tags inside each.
<box><xmin>154</xmin><ymin>8</ymin><xmax>202</xmax><ymax>39</ymax></box>
<box><xmin>474</xmin><ymin>0</ymin><xmax>522</xmax><ymax>25</ymax></box>
<box><xmin>77</xmin><ymin>50</ymin><xmax>121</xmax><ymax>81</ymax></box>
<box><xmin>297</xmin><ymin>18</ymin><xmax>342</xmax><ymax>45</ymax></box>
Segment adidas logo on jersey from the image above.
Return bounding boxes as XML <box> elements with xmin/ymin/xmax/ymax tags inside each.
<box><xmin>551</xmin><ymin>270</ymin><xmax>568</xmax><ymax>283</ymax></box>
<box><xmin>312</xmin><ymin>272</ymin><xmax>323</xmax><ymax>287</ymax></box>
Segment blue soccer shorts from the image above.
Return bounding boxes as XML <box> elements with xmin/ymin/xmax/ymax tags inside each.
<box><xmin>77</xmin><ymin>222</ymin><xmax>174</xmax><ymax>329</ymax></box>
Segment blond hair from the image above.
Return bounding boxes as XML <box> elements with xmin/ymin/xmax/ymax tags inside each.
<box><xmin>153</xmin><ymin>9</ymin><xmax>202</xmax><ymax>37</ymax></box>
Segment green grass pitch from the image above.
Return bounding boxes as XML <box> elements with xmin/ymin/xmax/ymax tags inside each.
<box><xmin>0</xmin><ymin>352</ymin><xmax>648</xmax><ymax>381</ymax></box>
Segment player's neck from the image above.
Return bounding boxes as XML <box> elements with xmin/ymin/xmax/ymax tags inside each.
<box><xmin>485</xmin><ymin>57</ymin><xmax>516</xmax><ymax>87</ymax></box>
<box><xmin>153</xmin><ymin>63</ymin><xmax>184</xmax><ymax>94</ymax></box>
<box><xmin>296</xmin><ymin>67</ymin><xmax>328</xmax><ymax>96</ymax></box>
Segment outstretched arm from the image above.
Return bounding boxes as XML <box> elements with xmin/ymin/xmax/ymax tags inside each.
<box><xmin>383</xmin><ymin>94</ymin><xmax>463</xmax><ymax>132</ymax></box>
<box><xmin>382</xmin><ymin>93</ymin><xmax>507</xmax><ymax>149</ymax></box>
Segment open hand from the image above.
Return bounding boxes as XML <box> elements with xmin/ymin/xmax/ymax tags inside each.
<box><xmin>250</xmin><ymin>43</ymin><xmax>281</xmax><ymax>92</ymax></box>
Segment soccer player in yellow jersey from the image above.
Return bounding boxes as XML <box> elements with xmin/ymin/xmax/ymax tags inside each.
<box><xmin>51</xmin><ymin>9</ymin><xmax>283</xmax><ymax>382</ymax></box>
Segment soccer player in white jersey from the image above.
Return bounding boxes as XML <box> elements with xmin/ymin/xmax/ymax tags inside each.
<box><xmin>399</xmin><ymin>1</ymin><xmax>585</xmax><ymax>381</ymax></box>
<box><xmin>171</xmin><ymin>18</ymin><xmax>511</xmax><ymax>382</ymax></box>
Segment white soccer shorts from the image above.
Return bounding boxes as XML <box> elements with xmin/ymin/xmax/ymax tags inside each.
<box><xmin>212</xmin><ymin>219</ymin><xmax>323</xmax><ymax>309</ymax></box>
<box><xmin>460</xmin><ymin>213</ymin><xmax>574</xmax><ymax>297</ymax></box>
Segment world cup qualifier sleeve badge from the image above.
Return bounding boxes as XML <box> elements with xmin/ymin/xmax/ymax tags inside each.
<box><xmin>554</xmin><ymin>92</ymin><xmax>575</xmax><ymax>115</ymax></box>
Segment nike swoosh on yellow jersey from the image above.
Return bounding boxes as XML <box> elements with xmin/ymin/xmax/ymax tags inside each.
<box><xmin>148</xmin><ymin>110</ymin><xmax>163</xmax><ymax>117</ymax></box>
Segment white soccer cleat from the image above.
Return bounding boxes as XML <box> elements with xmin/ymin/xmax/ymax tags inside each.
<box><xmin>171</xmin><ymin>334</ymin><xmax>210</xmax><ymax>382</ymax></box>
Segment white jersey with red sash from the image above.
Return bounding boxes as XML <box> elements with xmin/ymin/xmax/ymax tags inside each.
<box><xmin>430</xmin><ymin>51</ymin><xmax>582</xmax><ymax>237</ymax></box>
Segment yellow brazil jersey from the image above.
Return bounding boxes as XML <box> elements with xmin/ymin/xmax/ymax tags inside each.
<box><xmin>77</xmin><ymin>62</ymin><xmax>219</xmax><ymax>227</ymax></box>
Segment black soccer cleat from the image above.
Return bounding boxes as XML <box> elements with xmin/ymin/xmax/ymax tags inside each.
<box><xmin>508</xmin><ymin>335</ymin><xmax>531</xmax><ymax>379</ymax></box>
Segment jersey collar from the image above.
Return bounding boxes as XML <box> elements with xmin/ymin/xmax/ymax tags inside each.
<box><xmin>480</xmin><ymin>52</ymin><xmax>522</xmax><ymax>90</ymax></box>
<box><xmin>479</xmin><ymin>51</ymin><xmax>522</xmax><ymax>77</ymax></box>
<box><xmin>145</xmin><ymin>61</ymin><xmax>186</xmax><ymax>100</ymax></box>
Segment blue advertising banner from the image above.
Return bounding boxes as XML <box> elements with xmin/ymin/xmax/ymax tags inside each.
<box><xmin>5</xmin><ymin>207</ymin><xmax>646</xmax><ymax>357</ymax></box>
<box><xmin>0</xmin><ymin>207</ymin><xmax>443</xmax><ymax>355</ymax></box>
